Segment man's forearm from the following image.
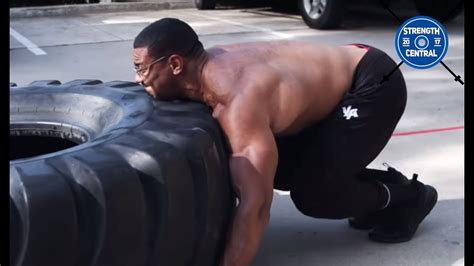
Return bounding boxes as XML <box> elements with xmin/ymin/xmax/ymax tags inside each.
<box><xmin>220</xmin><ymin>155</ymin><xmax>274</xmax><ymax>266</ymax></box>
<box><xmin>221</xmin><ymin>201</ymin><xmax>270</xmax><ymax>266</ymax></box>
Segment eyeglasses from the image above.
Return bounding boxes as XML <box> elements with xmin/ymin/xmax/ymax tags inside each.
<box><xmin>133</xmin><ymin>55</ymin><xmax>168</xmax><ymax>78</ymax></box>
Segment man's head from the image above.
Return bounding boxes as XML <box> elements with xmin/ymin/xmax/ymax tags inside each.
<box><xmin>133</xmin><ymin>18</ymin><xmax>204</xmax><ymax>100</ymax></box>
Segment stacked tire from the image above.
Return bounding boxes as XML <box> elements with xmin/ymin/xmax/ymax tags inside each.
<box><xmin>10</xmin><ymin>80</ymin><xmax>235</xmax><ymax>266</ymax></box>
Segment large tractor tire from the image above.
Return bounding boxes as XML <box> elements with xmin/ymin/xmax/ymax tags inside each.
<box><xmin>10</xmin><ymin>80</ymin><xmax>235</xmax><ymax>266</ymax></box>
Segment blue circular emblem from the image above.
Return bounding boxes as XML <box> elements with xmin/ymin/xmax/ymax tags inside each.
<box><xmin>395</xmin><ymin>16</ymin><xmax>448</xmax><ymax>69</ymax></box>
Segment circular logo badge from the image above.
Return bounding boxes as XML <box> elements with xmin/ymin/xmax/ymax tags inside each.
<box><xmin>395</xmin><ymin>16</ymin><xmax>448</xmax><ymax>69</ymax></box>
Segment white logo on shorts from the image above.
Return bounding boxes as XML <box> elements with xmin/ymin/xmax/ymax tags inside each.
<box><xmin>342</xmin><ymin>105</ymin><xmax>359</xmax><ymax>120</ymax></box>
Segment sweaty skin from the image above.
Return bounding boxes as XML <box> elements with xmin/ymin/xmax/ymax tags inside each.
<box><xmin>134</xmin><ymin>41</ymin><xmax>368</xmax><ymax>266</ymax></box>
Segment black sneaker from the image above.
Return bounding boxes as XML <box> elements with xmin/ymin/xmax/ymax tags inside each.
<box><xmin>348</xmin><ymin>165</ymin><xmax>410</xmax><ymax>230</ymax></box>
<box><xmin>368</xmin><ymin>174</ymin><xmax>438</xmax><ymax>243</ymax></box>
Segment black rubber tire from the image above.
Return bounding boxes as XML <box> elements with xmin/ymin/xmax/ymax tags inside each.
<box><xmin>298</xmin><ymin>0</ymin><xmax>346</xmax><ymax>29</ymax></box>
<box><xmin>194</xmin><ymin>0</ymin><xmax>216</xmax><ymax>10</ymax></box>
<box><xmin>414</xmin><ymin>0</ymin><xmax>464</xmax><ymax>23</ymax></box>
<box><xmin>10</xmin><ymin>80</ymin><xmax>235</xmax><ymax>266</ymax></box>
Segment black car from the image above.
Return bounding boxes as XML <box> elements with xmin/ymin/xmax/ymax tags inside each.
<box><xmin>194</xmin><ymin>0</ymin><xmax>464</xmax><ymax>29</ymax></box>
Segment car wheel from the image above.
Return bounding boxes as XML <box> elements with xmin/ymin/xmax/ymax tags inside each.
<box><xmin>298</xmin><ymin>0</ymin><xmax>346</xmax><ymax>29</ymax></box>
<box><xmin>195</xmin><ymin>0</ymin><xmax>216</xmax><ymax>10</ymax></box>
<box><xmin>10</xmin><ymin>80</ymin><xmax>235</xmax><ymax>266</ymax></box>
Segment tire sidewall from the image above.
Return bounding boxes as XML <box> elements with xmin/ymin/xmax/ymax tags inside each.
<box><xmin>10</xmin><ymin>84</ymin><xmax>153</xmax><ymax>164</ymax></box>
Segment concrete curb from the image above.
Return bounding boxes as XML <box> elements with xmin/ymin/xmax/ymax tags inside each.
<box><xmin>10</xmin><ymin>2</ymin><xmax>195</xmax><ymax>18</ymax></box>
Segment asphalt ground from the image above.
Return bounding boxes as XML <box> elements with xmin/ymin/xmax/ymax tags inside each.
<box><xmin>10</xmin><ymin>2</ymin><xmax>465</xmax><ymax>265</ymax></box>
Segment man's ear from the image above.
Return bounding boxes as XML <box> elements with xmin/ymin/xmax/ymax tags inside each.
<box><xmin>169</xmin><ymin>55</ymin><xmax>184</xmax><ymax>75</ymax></box>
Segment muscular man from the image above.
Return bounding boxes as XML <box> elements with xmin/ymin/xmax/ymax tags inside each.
<box><xmin>132</xmin><ymin>18</ymin><xmax>438</xmax><ymax>266</ymax></box>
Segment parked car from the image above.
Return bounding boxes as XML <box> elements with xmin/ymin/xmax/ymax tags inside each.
<box><xmin>193</xmin><ymin>0</ymin><xmax>464</xmax><ymax>29</ymax></box>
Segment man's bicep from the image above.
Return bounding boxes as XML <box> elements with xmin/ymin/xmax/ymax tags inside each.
<box><xmin>218</xmin><ymin>96</ymin><xmax>278</xmax><ymax>198</ymax></box>
<box><xmin>225</xmin><ymin>121</ymin><xmax>278</xmax><ymax>201</ymax></box>
<box><xmin>234</xmin><ymin>132</ymin><xmax>277</xmax><ymax>173</ymax></box>
<box><xmin>228</xmin><ymin>131</ymin><xmax>278</xmax><ymax>203</ymax></box>
<box><xmin>220</xmin><ymin>103</ymin><xmax>278</xmax><ymax>180</ymax></box>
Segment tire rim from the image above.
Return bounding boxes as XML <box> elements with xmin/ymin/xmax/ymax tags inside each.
<box><xmin>303</xmin><ymin>0</ymin><xmax>327</xmax><ymax>20</ymax></box>
<box><xmin>10</xmin><ymin>122</ymin><xmax>89</xmax><ymax>161</ymax></box>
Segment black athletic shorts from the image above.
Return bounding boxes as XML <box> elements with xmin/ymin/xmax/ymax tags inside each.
<box><xmin>273</xmin><ymin>44</ymin><xmax>407</xmax><ymax>218</ymax></box>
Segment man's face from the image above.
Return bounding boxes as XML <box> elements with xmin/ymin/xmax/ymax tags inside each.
<box><xmin>133</xmin><ymin>47</ymin><xmax>181</xmax><ymax>100</ymax></box>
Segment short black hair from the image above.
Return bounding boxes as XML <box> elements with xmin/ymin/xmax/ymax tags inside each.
<box><xmin>134</xmin><ymin>18</ymin><xmax>203</xmax><ymax>59</ymax></box>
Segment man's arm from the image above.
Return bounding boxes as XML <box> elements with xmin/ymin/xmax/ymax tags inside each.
<box><xmin>218</xmin><ymin>98</ymin><xmax>278</xmax><ymax>266</ymax></box>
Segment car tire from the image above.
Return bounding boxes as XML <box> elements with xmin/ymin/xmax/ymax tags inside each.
<box><xmin>298</xmin><ymin>0</ymin><xmax>346</xmax><ymax>29</ymax></box>
<box><xmin>414</xmin><ymin>0</ymin><xmax>464</xmax><ymax>22</ymax></box>
<box><xmin>194</xmin><ymin>0</ymin><xmax>216</xmax><ymax>10</ymax></box>
<box><xmin>10</xmin><ymin>80</ymin><xmax>235</xmax><ymax>266</ymax></box>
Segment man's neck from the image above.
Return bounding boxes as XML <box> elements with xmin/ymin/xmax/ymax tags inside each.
<box><xmin>182</xmin><ymin>51</ymin><xmax>215</xmax><ymax>107</ymax></box>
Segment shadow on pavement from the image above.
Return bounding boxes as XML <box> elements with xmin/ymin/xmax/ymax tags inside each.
<box><xmin>254</xmin><ymin>197</ymin><xmax>464</xmax><ymax>266</ymax></box>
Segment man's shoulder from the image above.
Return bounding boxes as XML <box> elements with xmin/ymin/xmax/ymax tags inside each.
<box><xmin>213</xmin><ymin>92</ymin><xmax>267</xmax><ymax>125</ymax></box>
<box><xmin>205</xmin><ymin>57</ymin><xmax>273</xmax><ymax>94</ymax></box>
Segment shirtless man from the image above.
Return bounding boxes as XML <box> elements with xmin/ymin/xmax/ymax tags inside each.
<box><xmin>132</xmin><ymin>18</ymin><xmax>438</xmax><ymax>266</ymax></box>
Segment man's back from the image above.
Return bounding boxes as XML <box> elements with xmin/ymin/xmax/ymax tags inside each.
<box><xmin>202</xmin><ymin>41</ymin><xmax>368</xmax><ymax>136</ymax></box>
